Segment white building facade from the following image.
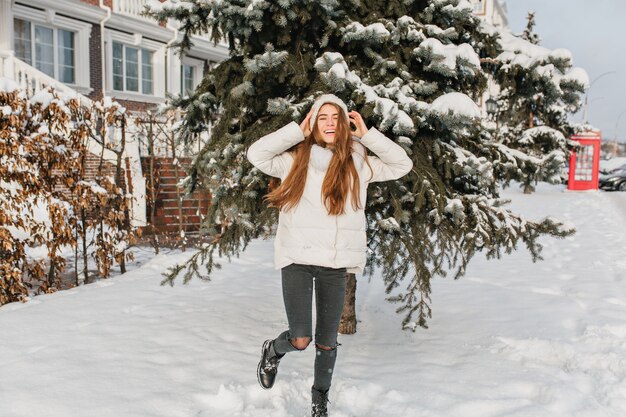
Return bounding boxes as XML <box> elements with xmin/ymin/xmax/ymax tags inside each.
<box><xmin>0</xmin><ymin>0</ymin><xmax>229</xmax><ymax>227</ymax></box>
<box><xmin>470</xmin><ymin>0</ymin><xmax>509</xmax><ymax>119</ymax></box>
<box><xmin>1</xmin><ymin>0</ymin><xmax>228</xmax><ymax>108</ymax></box>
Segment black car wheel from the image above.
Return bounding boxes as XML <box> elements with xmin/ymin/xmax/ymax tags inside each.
<box><xmin>619</xmin><ymin>182</ymin><xmax>626</xmax><ymax>192</ymax></box>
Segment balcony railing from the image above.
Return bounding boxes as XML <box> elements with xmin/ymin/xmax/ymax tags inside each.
<box><xmin>0</xmin><ymin>53</ymin><xmax>91</xmax><ymax>107</ymax></box>
<box><xmin>111</xmin><ymin>0</ymin><xmax>228</xmax><ymax>47</ymax></box>
<box><xmin>113</xmin><ymin>0</ymin><xmax>151</xmax><ymax>20</ymax></box>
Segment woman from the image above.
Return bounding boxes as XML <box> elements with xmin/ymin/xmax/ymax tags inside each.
<box><xmin>247</xmin><ymin>94</ymin><xmax>412</xmax><ymax>417</ymax></box>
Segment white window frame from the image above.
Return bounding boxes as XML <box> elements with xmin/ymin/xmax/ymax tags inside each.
<box><xmin>12</xmin><ymin>5</ymin><xmax>91</xmax><ymax>94</ymax></box>
<box><xmin>180</xmin><ymin>56</ymin><xmax>204</xmax><ymax>95</ymax></box>
<box><xmin>112</xmin><ymin>41</ymin><xmax>153</xmax><ymax>95</ymax></box>
<box><xmin>472</xmin><ymin>0</ymin><xmax>486</xmax><ymax>16</ymax></box>
<box><xmin>105</xmin><ymin>30</ymin><xmax>165</xmax><ymax>103</ymax></box>
<box><xmin>15</xmin><ymin>20</ymin><xmax>74</xmax><ymax>83</ymax></box>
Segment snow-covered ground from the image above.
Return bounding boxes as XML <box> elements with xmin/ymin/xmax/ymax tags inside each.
<box><xmin>1</xmin><ymin>184</ymin><xmax>626</xmax><ymax>417</ymax></box>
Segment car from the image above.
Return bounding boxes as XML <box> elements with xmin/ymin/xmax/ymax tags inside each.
<box><xmin>599</xmin><ymin>169</ymin><xmax>626</xmax><ymax>191</ymax></box>
<box><xmin>599</xmin><ymin>158</ymin><xmax>626</xmax><ymax>175</ymax></box>
<box><xmin>600</xmin><ymin>164</ymin><xmax>626</xmax><ymax>175</ymax></box>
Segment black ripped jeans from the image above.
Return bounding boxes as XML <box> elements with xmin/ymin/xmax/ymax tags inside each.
<box><xmin>271</xmin><ymin>263</ymin><xmax>347</xmax><ymax>392</ymax></box>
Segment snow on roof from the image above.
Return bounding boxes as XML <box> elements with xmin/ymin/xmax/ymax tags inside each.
<box><xmin>574</xmin><ymin>123</ymin><xmax>601</xmax><ymax>134</ymax></box>
<box><xmin>430</xmin><ymin>92</ymin><xmax>481</xmax><ymax>118</ymax></box>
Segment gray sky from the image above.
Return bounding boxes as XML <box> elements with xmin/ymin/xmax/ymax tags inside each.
<box><xmin>504</xmin><ymin>0</ymin><xmax>626</xmax><ymax>142</ymax></box>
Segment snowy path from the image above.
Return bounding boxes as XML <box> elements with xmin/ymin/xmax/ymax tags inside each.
<box><xmin>1</xmin><ymin>184</ymin><xmax>626</xmax><ymax>417</ymax></box>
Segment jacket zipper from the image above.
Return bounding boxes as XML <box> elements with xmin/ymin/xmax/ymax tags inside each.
<box><xmin>333</xmin><ymin>215</ymin><xmax>339</xmax><ymax>263</ymax></box>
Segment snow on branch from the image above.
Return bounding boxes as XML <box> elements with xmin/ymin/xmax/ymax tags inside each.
<box><xmin>315</xmin><ymin>52</ymin><xmax>416</xmax><ymax>134</ymax></box>
<box><xmin>430</xmin><ymin>92</ymin><xmax>481</xmax><ymax>118</ymax></box>
<box><xmin>342</xmin><ymin>22</ymin><xmax>391</xmax><ymax>43</ymax></box>
<box><xmin>244</xmin><ymin>48</ymin><xmax>289</xmax><ymax>74</ymax></box>
<box><xmin>519</xmin><ymin>126</ymin><xmax>566</xmax><ymax>146</ymax></box>
<box><xmin>562</xmin><ymin>68</ymin><xmax>590</xmax><ymax>89</ymax></box>
<box><xmin>0</xmin><ymin>77</ymin><xmax>20</xmax><ymax>93</ymax></box>
<box><xmin>392</xmin><ymin>16</ymin><xmax>427</xmax><ymax>44</ymax></box>
<box><xmin>483</xmin><ymin>21</ymin><xmax>589</xmax><ymax>89</ymax></box>
<box><xmin>413</xmin><ymin>38</ymin><xmax>481</xmax><ymax>76</ymax></box>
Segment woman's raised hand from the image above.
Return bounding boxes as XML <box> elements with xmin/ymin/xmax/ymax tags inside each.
<box><xmin>300</xmin><ymin>109</ymin><xmax>313</xmax><ymax>137</ymax></box>
<box><xmin>349</xmin><ymin>111</ymin><xmax>369</xmax><ymax>138</ymax></box>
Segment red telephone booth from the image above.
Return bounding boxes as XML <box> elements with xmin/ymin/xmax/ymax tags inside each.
<box><xmin>567</xmin><ymin>131</ymin><xmax>601</xmax><ymax>191</ymax></box>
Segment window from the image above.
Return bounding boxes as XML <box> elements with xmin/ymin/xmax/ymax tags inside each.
<box><xmin>142</xmin><ymin>49</ymin><xmax>153</xmax><ymax>95</ymax></box>
<box><xmin>181</xmin><ymin>64</ymin><xmax>194</xmax><ymax>94</ymax></box>
<box><xmin>574</xmin><ymin>145</ymin><xmax>594</xmax><ymax>181</ymax></box>
<box><xmin>112</xmin><ymin>41</ymin><xmax>154</xmax><ymax>95</ymax></box>
<box><xmin>13</xmin><ymin>19</ymin><xmax>32</xmax><ymax>65</ymax></box>
<box><xmin>13</xmin><ymin>18</ymin><xmax>76</xmax><ymax>84</ymax></box>
<box><xmin>58</xmin><ymin>29</ymin><xmax>75</xmax><ymax>83</ymax></box>
<box><xmin>472</xmin><ymin>0</ymin><xmax>486</xmax><ymax>14</ymax></box>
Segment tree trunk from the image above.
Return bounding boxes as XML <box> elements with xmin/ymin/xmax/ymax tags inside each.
<box><xmin>523</xmin><ymin>180</ymin><xmax>535</xmax><ymax>194</ymax></box>
<box><xmin>171</xmin><ymin>135</ymin><xmax>186</xmax><ymax>251</ymax></box>
<box><xmin>81</xmin><ymin>208</ymin><xmax>89</xmax><ymax>284</ymax></box>
<box><xmin>338</xmin><ymin>273</ymin><xmax>357</xmax><ymax>334</ymax></box>
<box><xmin>147</xmin><ymin>118</ymin><xmax>159</xmax><ymax>254</ymax></box>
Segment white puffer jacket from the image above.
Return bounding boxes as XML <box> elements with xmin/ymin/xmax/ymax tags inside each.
<box><xmin>247</xmin><ymin>122</ymin><xmax>412</xmax><ymax>274</ymax></box>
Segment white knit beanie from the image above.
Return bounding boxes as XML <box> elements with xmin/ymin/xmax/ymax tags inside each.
<box><xmin>309</xmin><ymin>94</ymin><xmax>349</xmax><ymax>130</ymax></box>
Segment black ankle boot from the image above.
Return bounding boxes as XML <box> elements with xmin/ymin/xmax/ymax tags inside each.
<box><xmin>257</xmin><ymin>340</ymin><xmax>282</xmax><ymax>389</ymax></box>
<box><xmin>311</xmin><ymin>387</ymin><xmax>329</xmax><ymax>417</ymax></box>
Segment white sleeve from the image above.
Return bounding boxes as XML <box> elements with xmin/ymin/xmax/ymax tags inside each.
<box><xmin>358</xmin><ymin>127</ymin><xmax>413</xmax><ymax>183</ymax></box>
<box><xmin>246</xmin><ymin>122</ymin><xmax>305</xmax><ymax>179</ymax></box>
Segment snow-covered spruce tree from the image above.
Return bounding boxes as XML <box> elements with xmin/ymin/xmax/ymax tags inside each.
<box><xmin>521</xmin><ymin>11</ymin><xmax>540</xmax><ymax>45</ymax></box>
<box><xmin>147</xmin><ymin>0</ymin><xmax>574</xmax><ymax>329</ymax></box>
<box><xmin>482</xmin><ymin>16</ymin><xmax>588</xmax><ymax>194</ymax></box>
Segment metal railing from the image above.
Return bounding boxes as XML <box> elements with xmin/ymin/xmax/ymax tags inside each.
<box><xmin>133</xmin><ymin>112</ymin><xmax>212</xmax><ymax>159</ymax></box>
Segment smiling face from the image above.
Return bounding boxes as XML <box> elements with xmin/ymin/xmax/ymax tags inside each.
<box><xmin>315</xmin><ymin>103</ymin><xmax>340</xmax><ymax>145</ymax></box>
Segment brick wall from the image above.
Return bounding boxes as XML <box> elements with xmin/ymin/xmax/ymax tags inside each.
<box><xmin>141</xmin><ymin>157</ymin><xmax>211</xmax><ymax>234</ymax></box>
<box><xmin>117</xmin><ymin>99</ymin><xmax>159</xmax><ymax>113</ymax></box>
<box><xmin>88</xmin><ymin>24</ymin><xmax>103</xmax><ymax>102</ymax></box>
<box><xmin>70</xmin><ymin>0</ymin><xmax>170</xmax><ymax>111</ymax></box>
<box><xmin>53</xmin><ymin>152</ymin><xmax>127</xmax><ymax>201</ymax></box>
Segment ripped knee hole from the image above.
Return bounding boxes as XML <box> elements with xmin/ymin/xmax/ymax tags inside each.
<box><xmin>315</xmin><ymin>343</ymin><xmax>337</xmax><ymax>351</ymax></box>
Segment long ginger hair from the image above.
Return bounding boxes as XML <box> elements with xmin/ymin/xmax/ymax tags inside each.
<box><xmin>265</xmin><ymin>104</ymin><xmax>365</xmax><ymax>215</ymax></box>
